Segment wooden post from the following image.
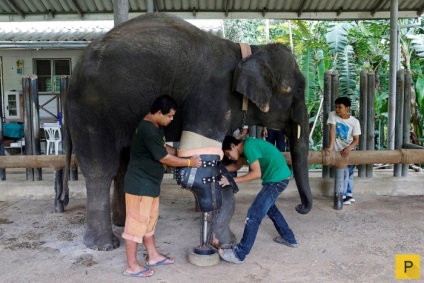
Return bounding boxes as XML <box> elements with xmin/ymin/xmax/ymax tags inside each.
<box><xmin>333</xmin><ymin>168</ymin><xmax>344</xmax><ymax>210</ymax></box>
<box><xmin>30</xmin><ymin>75</ymin><xmax>42</xmax><ymax>180</ymax></box>
<box><xmin>402</xmin><ymin>71</ymin><xmax>412</xmax><ymax>176</ymax></box>
<box><xmin>366</xmin><ymin>73</ymin><xmax>375</xmax><ymax>177</ymax></box>
<box><xmin>23</xmin><ymin>76</ymin><xmax>34</xmax><ymax>181</ymax></box>
<box><xmin>0</xmin><ymin>99</ymin><xmax>4</xmax><ymax>180</ymax></box>
<box><xmin>329</xmin><ymin>71</ymin><xmax>339</xmax><ymax>179</ymax></box>
<box><xmin>394</xmin><ymin>70</ymin><xmax>404</xmax><ymax>176</ymax></box>
<box><xmin>322</xmin><ymin>71</ymin><xmax>332</xmax><ymax>178</ymax></box>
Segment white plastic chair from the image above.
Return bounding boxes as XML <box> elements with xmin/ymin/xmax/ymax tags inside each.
<box><xmin>43</xmin><ymin>123</ymin><xmax>62</xmax><ymax>155</ymax></box>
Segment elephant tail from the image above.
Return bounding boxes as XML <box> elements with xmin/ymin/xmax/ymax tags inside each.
<box><xmin>63</xmin><ymin>117</ymin><xmax>73</xmax><ymax>203</ymax></box>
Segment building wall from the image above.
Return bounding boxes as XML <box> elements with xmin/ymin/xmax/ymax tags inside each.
<box><xmin>0</xmin><ymin>48</ymin><xmax>83</xmax><ymax>123</ymax></box>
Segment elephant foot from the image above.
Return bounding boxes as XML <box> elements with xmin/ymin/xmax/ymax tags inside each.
<box><xmin>54</xmin><ymin>201</ymin><xmax>65</xmax><ymax>213</ymax></box>
<box><xmin>84</xmin><ymin>232</ymin><xmax>120</xmax><ymax>251</ymax></box>
<box><xmin>295</xmin><ymin>203</ymin><xmax>312</xmax><ymax>214</ymax></box>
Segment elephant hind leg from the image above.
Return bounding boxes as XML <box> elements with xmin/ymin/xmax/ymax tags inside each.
<box><xmin>209</xmin><ymin>187</ymin><xmax>237</xmax><ymax>248</ymax></box>
<box><xmin>84</xmin><ymin>177</ymin><xmax>120</xmax><ymax>251</ymax></box>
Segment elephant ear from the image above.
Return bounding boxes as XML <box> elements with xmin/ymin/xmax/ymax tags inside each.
<box><xmin>232</xmin><ymin>51</ymin><xmax>274</xmax><ymax>113</ymax></box>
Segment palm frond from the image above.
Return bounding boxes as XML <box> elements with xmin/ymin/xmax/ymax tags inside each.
<box><xmin>337</xmin><ymin>45</ymin><xmax>356</xmax><ymax>97</ymax></box>
<box><xmin>408</xmin><ymin>34</ymin><xmax>424</xmax><ymax>57</ymax></box>
<box><xmin>325</xmin><ymin>23</ymin><xmax>351</xmax><ymax>54</ymax></box>
<box><xmin>300</xmin><ymin>48</ymin><xmax>316</xmax><ymax>105</ymax></box>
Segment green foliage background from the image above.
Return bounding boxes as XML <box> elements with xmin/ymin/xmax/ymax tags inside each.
<box><xmin>223</xmin><ymin>18</ymin><xmax>424</xmax><ymax>151</ymax></box>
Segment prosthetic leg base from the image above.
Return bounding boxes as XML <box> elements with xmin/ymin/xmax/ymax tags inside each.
<box><xmin>188</xmin><ymin>248</ymin><xmax>220</xmax><ymax>266</ymax></box>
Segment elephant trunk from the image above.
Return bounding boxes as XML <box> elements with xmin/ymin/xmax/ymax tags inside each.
<box><xmin>289</xmin><ymin>123</ymin><xmax>313</xmax><ymax>214</ymax></box>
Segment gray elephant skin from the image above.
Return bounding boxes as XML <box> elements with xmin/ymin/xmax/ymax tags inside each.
<box><xmin>63</xmin><ymin>13</ymin><xmax>312</xmax><ymax>251</ymax></box>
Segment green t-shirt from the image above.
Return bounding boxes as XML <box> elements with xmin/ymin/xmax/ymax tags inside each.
<box><xmin>124</xmin><ymin>120</ymin><xmax>168</xmax><ymax>197</ymax></box>
<box><xmin>243</xmin><ymin>137</ymin><xmax>291</xmax><ymax>185</ymax></box>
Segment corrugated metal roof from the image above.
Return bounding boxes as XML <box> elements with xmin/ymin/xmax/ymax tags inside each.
<box><xmin>0</xmin><ymin>0</ymin><xmax>422</xmax><ymax>22</ymax></box>
<box><xmin>0</xmin><ymin>21</ymin><xmax>112</xmax><ymax>41</ymax></box>
<box><xmin>0</xmin><ymin>19</ymin><xmax>223</xmax><ymax>49</ymax></box>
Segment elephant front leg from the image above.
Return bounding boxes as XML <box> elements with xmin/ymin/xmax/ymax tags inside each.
<box><xmin>84</xmin><ymin>179</ymin><xmax>120</xmax><ymax>251</ymax></box>
<box><xmin>209</xmin><ymin>186</ymin><xmax>236</xmax><ymax>248</ymax></box>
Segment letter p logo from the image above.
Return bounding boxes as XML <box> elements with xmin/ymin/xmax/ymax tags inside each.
<box><xmin>395</xmin><ymin>254</ymin><xmax>420</xmax><ymax>279</ymax></box>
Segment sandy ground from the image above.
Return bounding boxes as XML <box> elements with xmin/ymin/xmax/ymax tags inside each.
<box><xmin>0</xmin><ymin>178</ymin><xmax>423</xmax><ymax>283</ymax></box>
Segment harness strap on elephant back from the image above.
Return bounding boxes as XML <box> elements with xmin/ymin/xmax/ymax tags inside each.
<box><xmin>239</xmin><ymin>43</ymin><xmax>251</xmax><ymax>111</ymax></box>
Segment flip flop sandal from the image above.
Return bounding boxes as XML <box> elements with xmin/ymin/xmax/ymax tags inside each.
<box><xmin>123</xmin><ymin>267</ymin><xmax>154</xmax><ymax>277</ymax></box>
<box><xmin>146</xmin><ymin>256</ymin><xmax>175</xmax><ymax>267</ymax></box>
<box><xmin>218</xmin><ymin>248</ymin><xmax>245</xmax><ymax>264</ymax></box>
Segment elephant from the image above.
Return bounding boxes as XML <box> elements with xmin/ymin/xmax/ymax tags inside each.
<box><xmin>63</xmin><ymin>13</ymin><xmax>312</xmax><ymax>251</ymax></box>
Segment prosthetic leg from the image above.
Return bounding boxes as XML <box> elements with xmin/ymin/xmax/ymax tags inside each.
<box><xmin>175</xmin><ymin>154</ymin><xmax>238</xmax><ymax>266</ymax></box>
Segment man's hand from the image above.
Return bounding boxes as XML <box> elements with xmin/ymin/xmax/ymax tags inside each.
<box><xmin>340</xmin><ymin>147</ymin><xmax>351</xmax><ymax>158</ymax></box>
<box><xmin>219</xmin><ymin>175</ymin><xmax>229</xmax><ymax>187</ymax></box>
<box><xmin>189</xmin><ymin>155</ymin><xmax>202</xmax><ymax>168</ymax></box>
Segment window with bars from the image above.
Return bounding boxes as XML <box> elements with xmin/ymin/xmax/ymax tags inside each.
<box><xmin>34</xmin><ymin>59</ymin><xmax>71</xmax><ymax>92</ymax></box>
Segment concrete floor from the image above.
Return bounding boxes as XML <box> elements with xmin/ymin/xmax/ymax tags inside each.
<box><xmin>0</xmin><ymin>170</ymin><xmax>423</xmax><ymax>282</ymax></box>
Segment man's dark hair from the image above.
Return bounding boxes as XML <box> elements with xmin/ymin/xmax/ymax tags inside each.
<box><xmin>150</xmin><ymin>95</ymin><xmax>178</xmax><ymax>115</ymax></box>
<box><xmin>335</xmin><ymin>96</ymin><xmax>351</xmax><ymax>108</ymax></box>
<box><xmin>222</xmin><ymin>136</ymin><xmax>242</xmax><ymax>151</ymax></box>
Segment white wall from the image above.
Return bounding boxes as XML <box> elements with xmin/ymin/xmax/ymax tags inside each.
<box><xmin>0</xmin><ymin>48</ymin><xmax>83</xmax><ymax>122</ymax></box>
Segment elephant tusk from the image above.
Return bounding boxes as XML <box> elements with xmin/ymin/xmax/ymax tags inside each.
<box><xmin>297</xmin><ymin>124</ymin><xmax>301</xmax><ymax>139</ymax></box>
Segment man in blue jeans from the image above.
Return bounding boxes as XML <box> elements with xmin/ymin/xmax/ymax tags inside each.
<box><xmin>326</xmin><ymin>97</ymin><xmax>361</xmax><ymax>205</ymax></box>
<box><xmin>218</xmin><ymin>136</ymin><xmax>297</xmax><ymax>264</ymax></box>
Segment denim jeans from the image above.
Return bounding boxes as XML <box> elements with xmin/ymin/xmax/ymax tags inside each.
<box><xmin>343</xmin><ymin>165</ymin><xmax>354</xmax><ymax>197</ymax></box>
<box><xmin>234</xmin><ymin>180</ymin><xmax>296</xmax><ymax>261</ymax></box>
<box><xmin>265</xmin><ymin>129</ymin><xmax>286</xmax><ymax>152</ymax></box>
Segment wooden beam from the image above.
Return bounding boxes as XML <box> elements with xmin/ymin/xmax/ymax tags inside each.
<box><xmin>69</xmin><ymin>0</ymin><xmax>83</xmax><ymax>18</ymax></box>
<box><xmin>0</xmin><ymin>155</ymin><xmax>78</xmax><ymax>170</ymax></box>
<box><xmin>5</xmin><ymin>0</ymin><xmax>25</xmax><ymax>18</ymax></box>
<box><xmin>370</xmin><ymin>0</ymin><xmax>388</xmax><ymax>16</ymax></box>
<box><xmin>1</xmin><ymin>150</ymin><xmax>424</xmax><ymax>170</ymax></box>
<box><xmin>282</xmin><ymin>149</ymin><xmax>424</xmax><ymax>169</ymax></box>
<box><xmin>418</xmin><ymin>4</ymin><xmax>424</xmax><ymax>16</ymax></box>
<box><xmin>297</xmin><ymin>0</ymin><xmax>308</xmax><ymax>17</ymax></box>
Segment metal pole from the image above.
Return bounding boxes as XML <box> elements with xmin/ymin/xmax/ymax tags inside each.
<box><xmin>366</xmin><ymin>73</ymin><xmax>375</xmax><ymax>177</ymax></box>
<box><xmin>358</xmin><ymin>71</ymin><xmax>368</xmax><ymax>177</ymax></box>
<box><xmin>145</xmin><ymin>0</ymin><xmax>155</xmax><ymax>13</ymax></box>
<box><xmin>30</xmin><ymin>75</ymin><xmax>42</xmax><ymax>180</ymax></box>
<box><xmin>394</xmin><ymin>70</ymin><xmax>404</xmax><ymax>176</ymax></box>
<box><xmin>402</xmin><ymin>71</ymin><xmax>412</xmax><ymax>176</ymax></box>
<box><xmin>387</xmin><ymin>0</ymin><xmax>399</xmax><ymax>151</ymax></box>
<box><xmin>23</xmin><ymin>76</ymin><xmax>34</xmax><ymax>181</ymax></box>
<box><xmin>322</xmin><ymin>71</ymin><xmax>332</xmax><ymax>178</ymax></box>
<box><xmin>113</xmin><ymin>0</ymin><xmax>129</xmax><ymax>26</ymax></box>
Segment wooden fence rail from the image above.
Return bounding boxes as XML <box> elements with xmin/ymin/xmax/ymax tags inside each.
<box><xmin>1</xmin><ymin>149</ymin><xmax>423</xmax><ymax>170</ymax></box>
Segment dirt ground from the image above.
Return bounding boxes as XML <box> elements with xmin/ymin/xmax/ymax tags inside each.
<box><xmin>0</xmin><ymin>177</ymin><xmax>423</xmax><ymax>283</ymax></box>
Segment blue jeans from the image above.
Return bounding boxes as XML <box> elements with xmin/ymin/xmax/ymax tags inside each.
<box><xmin>234</xmin><ymin>180</ymin><xmax>296</xmax><ymax>261</ymax></box>
<box><xmin>266</xmin><ymin>129</ymin><xmax>286</xmax><ymax>152</ymax></box>
<box><xmin>344</xmin><ymin>165</ymin><xmax>354</xmax><ymax>197</ymax></box>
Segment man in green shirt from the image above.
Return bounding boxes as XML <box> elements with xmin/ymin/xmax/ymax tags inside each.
<box><xmin>122</xmin><ymin>95</ymin><xmax>201</xmax><ymax>277</ymax></box>
<box><xmin>218</xmin><ymin>136</ymin><xmax>297</xmax><ymax>264</ymax></box>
